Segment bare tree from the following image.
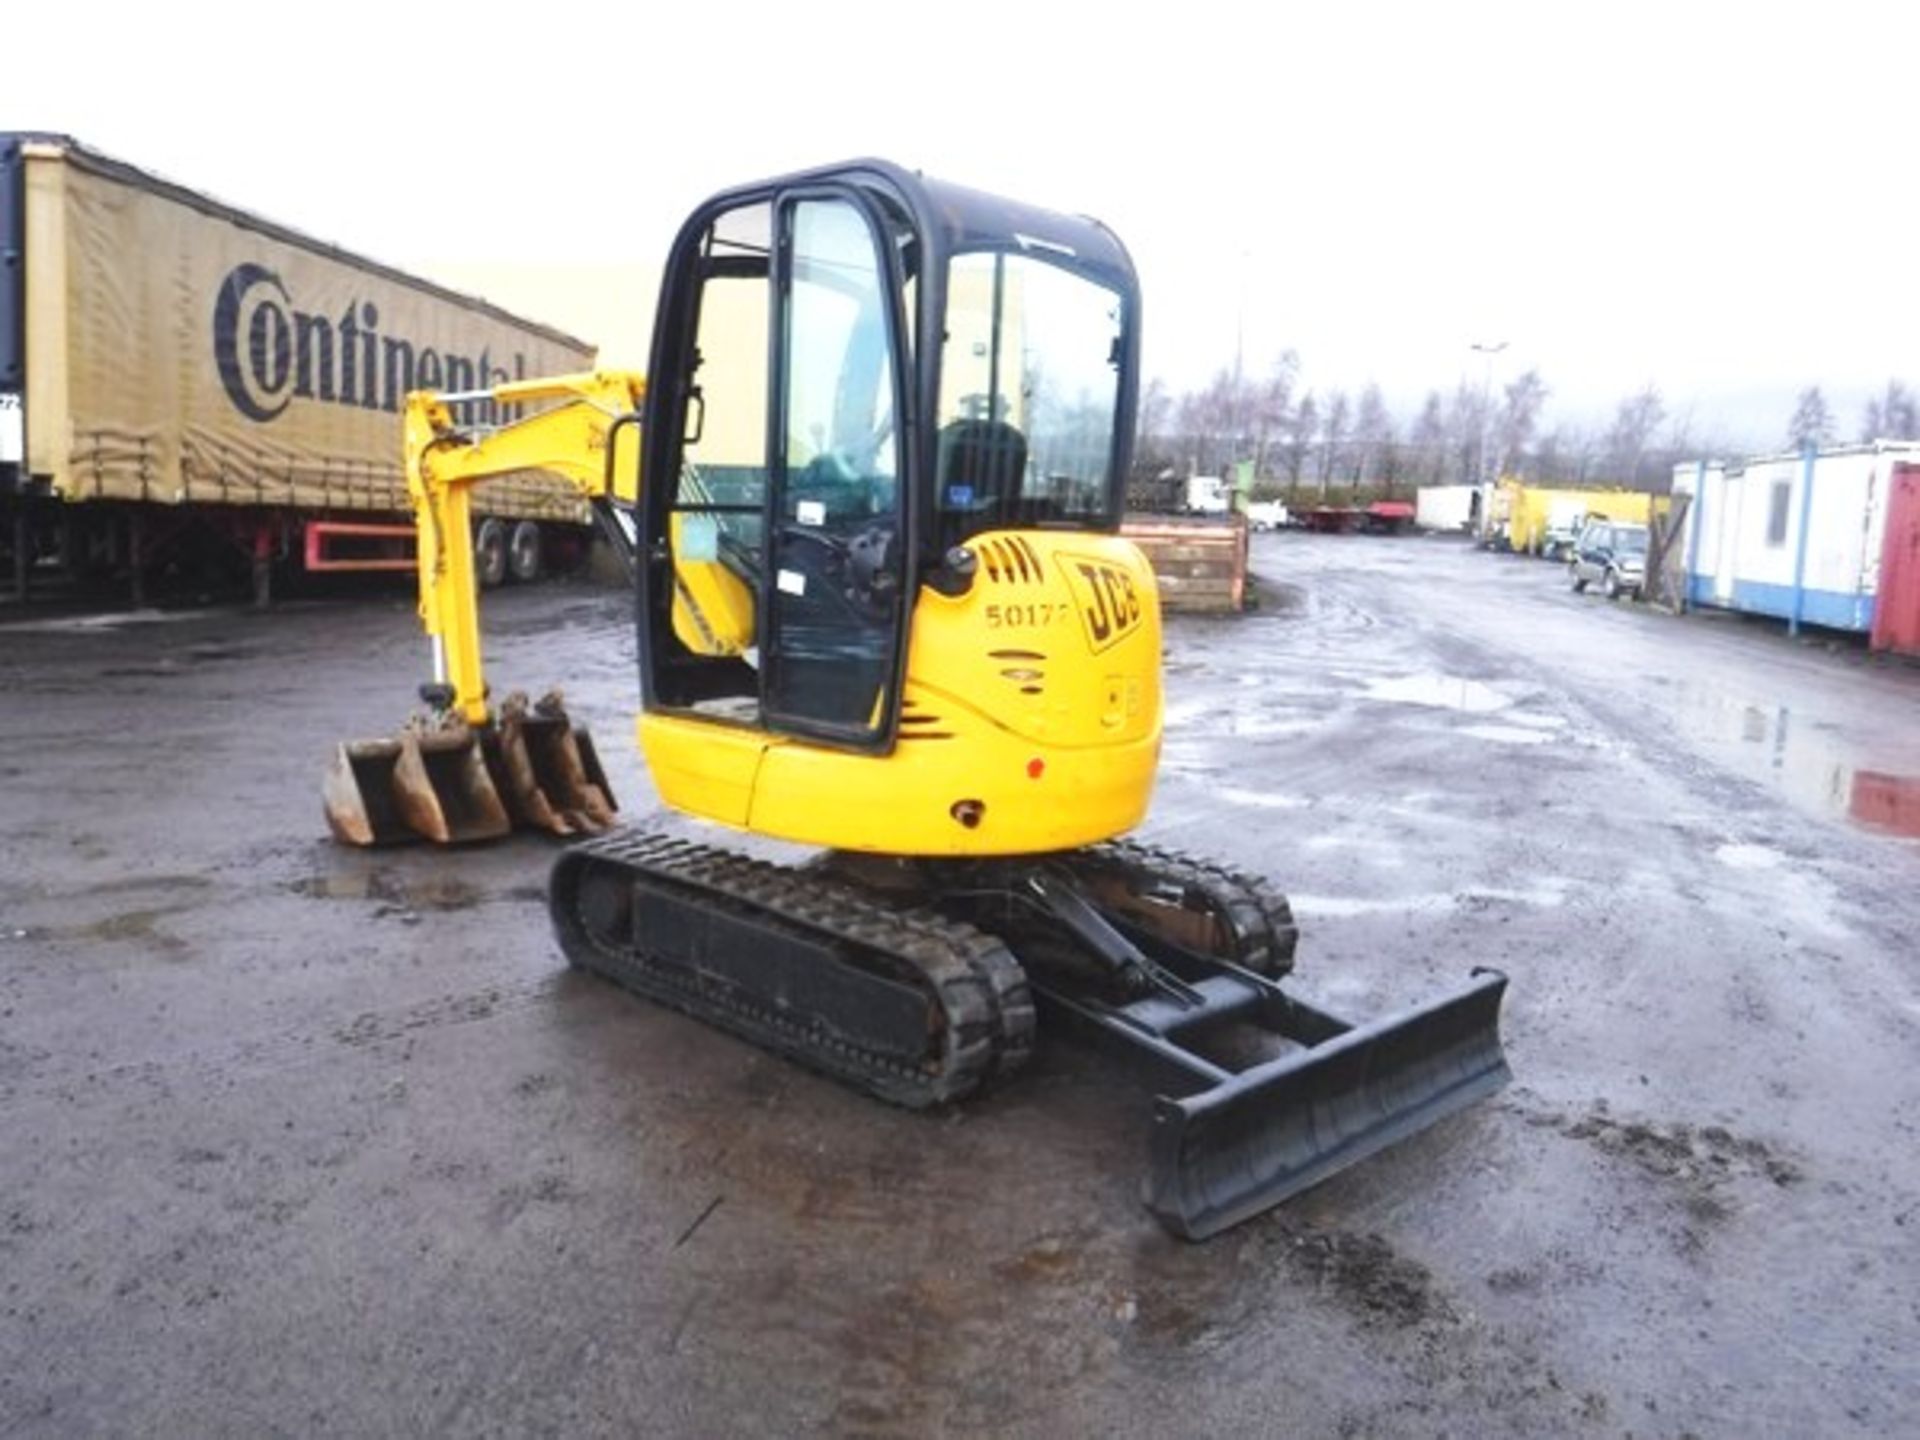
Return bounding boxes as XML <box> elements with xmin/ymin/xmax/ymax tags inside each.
<box><xmin>1495</xmin><ymin>370</ymin><xmax>1550</xmax><ymax>478</ymax></box>
<box><xmin>1652</xmin><ymin>407</ymin><xmax>1695</xmax><ymax>492</ymax></box>
<box><xmin>1138</xmin><ymin>377</ymin><xmax>1173</xmax><ymax>444</ymax></box>
<box><xmin>1408</xmin><ymin>391</ymin><xmax>1446</xmax><ymax>485</ymax></box>
<box><xmin>1860</xmin><ymin>379</ymin><xmax>1918</xmax><ymax>442</ymax></box>
<box><xmin>1173</xmin><ymin>369</ymin><xmax>1239</xmax><ymax>476</ymax></box>
<box><xmin>1125</xmin><ymin>377</ymin><xmax>1179</xmax><ymax>507</ymax></box>
<box><xmin>1449</xmin><ymin>381</ymin><xmax>1485</xmax><ymax>486</ymax></box>
<box><xmin>1604</xmin><ymin>386</ymin><xmax>1667</xmax><ymax>487</ymax></box>
<box><xmin>1316</xmin><ymin>389</ymin><xmax>1350</xmax><ymax>493</ymax></box>
<box><xmin>1133</xmin><ymin>376</ymin><xmax>1176</xmax><ymax>472</ymax></box>
<box><xmin>1248</xmin><ymin>351</ymin><xmax>1299</xmax><ymax>482</ymax></box>
<box><xmin>1284</xmin><ymin>392</ymin><xmax>1318</xmax><ymax>493</ymax></box>
<box><xmin>1530</xmin><ymin>426</ymin><xmax>1576</xmax><ymax>483</ymax></box>
<box><xmin>1351</xmin><ymin>384</ymin><xmax>1394</xmax><ymax>485</ymax></box>
<box><xmin>1787</xmin><ymin>386</ymin><xmax>1834</xmax><ymax>450</ymax></box>
<box><xmin>1147</xmin><ymin>342</ymin><xmax>1809</xmax><ymax>506</ymax></box>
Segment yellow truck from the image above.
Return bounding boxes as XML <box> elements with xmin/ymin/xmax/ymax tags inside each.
<box><xmin>1489</xmin><ymin>480</ymin><xmax>1662</xmax><ymax>557</ymax></box>
<box><xmin>0</xmin><ymin>133</ymin><xmax>596</xmax><ymax>604</ymax></box>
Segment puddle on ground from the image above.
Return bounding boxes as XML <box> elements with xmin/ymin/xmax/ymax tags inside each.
<box><xmin>1664</xmin><ymin>686</ymin><xmax>1920</xmax><ymax>839</ymax></box>
<box><xmin>100</xmin><ymin>661</ymin><xmax>186</xmax><ymax>678</ymax></box>
<box><xmin>1715</xmin><ymin>843</ymin><xmax>1784</xmax><ymax>870</ymax></box>
<box><xmin>291</xmin><ymin>869</ymin><xmax>486</xmax><ymax>912</ymax></box>
<box><xmin>1214</xmin><ymin>786</ymin><xmax>1309</xmax><ymax>811</ymax></box>
<box><xmin>1850</xmin><ymin>770</ymin><xmax>1920</xmax><ymax>838</ymax></box>
<box><xmin>0</xmin><ymin>608</ymin><xmax>223</xmax><ymax>633</ymax></box>
<box><xmin>1290</xmin><ymin>879</ymin><xmax>1570</xmax><ymax>919</ymax></box>
<box><xmin>1362</xmin><ymin>673</ymin><xmax>1564</xmax><ymax>746</ymax></box>
<box><xmin>1227</xmin><ymin>713</ymin><xmax>1322</xmax><ymax>739</ymax></box>
<box><xmin>1459</xmin><ymin>723</ymin><xmax>1555</xmax><ymax>746</ymax></box>
<box><xmin>1363</xmin><ymin>673</ymin><xmax>1512</xmax><ymax>713</ymax></box>
<box><xmin>1499</xmin><ymin>712</ymin><xmax>1568</xmax><ymax>731</ymax></box>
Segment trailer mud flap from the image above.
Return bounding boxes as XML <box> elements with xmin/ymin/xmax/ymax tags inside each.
<box><xmin>323</xmin><ymin>727</ymin><xmax>512</xmax><ymax>846</ymax></box>
<box><xmin>1143</xmin><ymin>971</ymin><xmax>1510</xmax><ymax>1240</ymax></box>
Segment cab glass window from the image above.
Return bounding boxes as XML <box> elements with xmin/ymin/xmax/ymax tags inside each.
<box><xmin>935</xmin><ymin>252</ymin><xmax>1123</xmax><ymax>543</ymax></box>
<box><xmin>761</xmin><ymin>197</ymin><xmax>905</xmax><ymax>741</ymax></box>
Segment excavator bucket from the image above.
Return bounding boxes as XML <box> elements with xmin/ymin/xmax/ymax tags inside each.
<box><xmin>323</xmin><ymin>739</ymin><xmax>416</xmax><ymax>846</ymax></box>
<box><xmin>324</xmin><ymin>695</ymin><xmax>615</xmax><ymax>847</ymax></box>
<box><xmin>490</xmin><ymin>698</ymin><xmax>618</xmax><ymax>836</ymax></box>
<box><xmin>1142</xmin><ymin>971</ymin><xmax>1511</xmax><ymax>1240</ymax></box>
<box><xmin>323</xmin><ymin>727</ymin><xmax>512</xmax><ymax>846</ymax></box>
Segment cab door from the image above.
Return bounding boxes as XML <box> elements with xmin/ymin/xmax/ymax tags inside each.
<box><xmin>759</xmin><ymin>193</ymin><xmax>910</xmax><ymax>747</ymax></box>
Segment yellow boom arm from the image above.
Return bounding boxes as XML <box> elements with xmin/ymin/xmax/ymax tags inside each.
<box><xmin>403</xmin><ymin>371</ymin><xmax>645</xmax><ymax>725</ymax></box>
<box><xmin>402</xmin><ymin>369</ymin><xmax>757</xmax><ymax>727</ymax></box>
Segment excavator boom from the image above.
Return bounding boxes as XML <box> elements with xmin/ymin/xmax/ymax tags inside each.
<box><xmin>324</xmin><ymin>371</ymin><xmax>645</xmax><ymax>846</ymax></box>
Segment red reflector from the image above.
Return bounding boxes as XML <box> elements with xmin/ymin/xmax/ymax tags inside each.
<box><xmin>1027</xmin><ymin>758</ymin><xmax>1045</xmax><ymax>779</ymax></box>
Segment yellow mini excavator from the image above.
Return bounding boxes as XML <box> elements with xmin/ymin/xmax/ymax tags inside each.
<box><xmin>325</xmin><ymin>160</ymin><xmax>1509</xmax><ymax>1239</ymax></box>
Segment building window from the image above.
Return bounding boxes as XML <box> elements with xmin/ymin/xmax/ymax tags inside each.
<box><xmin>1767</xmin><ymin>479</ymin><xmax>1792</xmax><ymax>546</ymax></box>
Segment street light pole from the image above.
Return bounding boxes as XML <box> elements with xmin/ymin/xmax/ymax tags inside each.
<box><xmin>1232</xmin><ymin>247</ymin><xmax>1249</xmax><ymax>481</ymax></box>
<box><xmin>1470</xmin><ymin>340</ymin><xmax>1509</xmax><ymax>489</ymax></box>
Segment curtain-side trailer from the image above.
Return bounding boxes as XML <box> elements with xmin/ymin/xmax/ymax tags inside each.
<box><xmin>0</xmin><ymin>133</ymin><xmax>597</xmax><ymax>604</ymax></box>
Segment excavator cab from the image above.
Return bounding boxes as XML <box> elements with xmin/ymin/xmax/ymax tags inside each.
<box><xmin>628</xmin><ymin>161</ymin><xmax>1145</xmax><ymax>840</ymax></box>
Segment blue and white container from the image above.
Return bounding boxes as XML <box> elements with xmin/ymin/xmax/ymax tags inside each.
<box><xmin>1674</xmin><ymin>442</ymin><xmax>1920</xmax><ymax>634</ymax></box>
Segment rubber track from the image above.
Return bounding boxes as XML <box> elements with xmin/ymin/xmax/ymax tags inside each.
<box><xmin>1055</xmin><ymin>838</ymin><xmax>1300</xmax><ymax>977</ymax></box>
<box><xmin>550</xmin><ymin>830</ymin><xmax>1032</xmax><ymax>1108</ymax></box>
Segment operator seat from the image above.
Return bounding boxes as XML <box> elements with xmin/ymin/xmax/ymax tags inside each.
<box><xmin>936</xmin><ymin>419</ymin><xmax>1028</xmax><ymax>548</ymax></box>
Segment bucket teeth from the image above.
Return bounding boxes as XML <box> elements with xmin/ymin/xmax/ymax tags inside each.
<box><xmin>405</xmin><ymin>727</ymin><xmax>514</xmax><ymax>844</ymax></box>
<box><xmin>326</xmin><ymin>704</ymin><xmax>615</xmax><ymax>846</ymax></box>
<box><xmin>487</xmin><ymin>718</ymin><xmax>570</xmax><ymax>835</ymax></box>
<box><xmin>492</xmin><ymin>706</ymin><xmax>618</xmax><ymax>837</ymax></box>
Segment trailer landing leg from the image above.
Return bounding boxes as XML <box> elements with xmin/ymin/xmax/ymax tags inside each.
<box><xmin>10</xmin><ymin>506</ymin><xmax>27</xmax><ymax>604</ymax></box>
<box><xmin>251</xmin><ymin>522</ymin><xmax>272</xmax><ymax>609</ymax></box>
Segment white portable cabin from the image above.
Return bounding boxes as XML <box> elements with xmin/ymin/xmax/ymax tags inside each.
<box><xmin>1674</xmin><ymin>442</ymin><xmax>1920</xmax><ymax>633</ymax></box>
<box><xmin>1415</xmin><ymin>484</ymin><xmax>1480</xmax><ymax>532</ymax></box>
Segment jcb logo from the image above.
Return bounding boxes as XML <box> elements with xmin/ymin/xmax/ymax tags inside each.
<box><xmin>1062</xmin><ymin>555</ymin><xmax>1142</xmax><ymax>653</ymax></box>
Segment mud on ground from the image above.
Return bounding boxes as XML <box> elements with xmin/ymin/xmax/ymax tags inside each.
<box><xmin>2</xmin><ymin>537</ymin><xmax>1917</xmax><ymax>1436</ymax></box>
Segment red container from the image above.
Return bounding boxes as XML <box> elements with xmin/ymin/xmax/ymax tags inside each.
<box><xmin>1872</xmin><ymin>462</ymin><xmax>1920</xmax><ymax>657</ymax></box>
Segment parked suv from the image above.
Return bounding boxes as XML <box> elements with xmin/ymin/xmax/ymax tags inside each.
<box><xmin>1569</xmin><ymin>520</ymin><xmax>1649</xmax><ymax>599</ymax></box>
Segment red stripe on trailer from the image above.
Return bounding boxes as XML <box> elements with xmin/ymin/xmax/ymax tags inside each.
<box><xmin>304</xmin><ymin>521</ymin><xmax>417</xmax><ymax>573</ymax></box>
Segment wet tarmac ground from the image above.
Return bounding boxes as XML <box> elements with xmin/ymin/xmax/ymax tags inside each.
<box><xmin>3</xmin><ymin>534</ymin><xmax>1918</xmax><ymax>1436</ymax></box>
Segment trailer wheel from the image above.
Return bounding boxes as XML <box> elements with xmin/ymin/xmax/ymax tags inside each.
<box><xmin>1602</xmin><ymin>569</ymin><xmax>1621</xmax><ymax>600</ymax></box>
<box><xmin>1570</xmin><ymin>568</ymin><xmax>1588</xmax><ymax>594</ymax></box>
<box><xmin>508</xmin><ymin>520</ymin><xmax>542</xmax><ymax>583</ymax></box>
<box><xmin>475</xmin><ymin>518</ymin><xmax>508</xmax><ymax>588</ymax></box>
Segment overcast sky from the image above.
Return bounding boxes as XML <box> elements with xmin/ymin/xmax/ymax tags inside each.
<box><xmin>10</xmin><ymin>1</ymin><xmax>1913</xmax><ymax>448</ymax></box>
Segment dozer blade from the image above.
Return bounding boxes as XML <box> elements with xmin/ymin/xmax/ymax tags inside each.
<box><xmin>322</xmin><ymin>727</ymin><xmax>512</xmax><ymax>846</ymax></box>
<box><xmin>491</xmin><ymin>703</ymin><xmax>618</xmax><ymax>837</ymax></box>
<box><xmin>1143</xmin><ymin>970</ymin><xmax>1511</xmax><ymax>1240</ymax></box>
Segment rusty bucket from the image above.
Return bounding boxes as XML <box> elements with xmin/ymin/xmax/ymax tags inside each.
<box><xmin>325</xmin><ymin>697</ymin><xmax>615</xmax><ymax>847</ymax></box>
<box><xmin>489</xmin><ymin>693</ymin><xmax>618</xmax><ymax>837</ymax></box>
<box><xmin>323</xmin><ymin>724</ymin><xmax>513</xmax><ymax>846</ymax></box>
